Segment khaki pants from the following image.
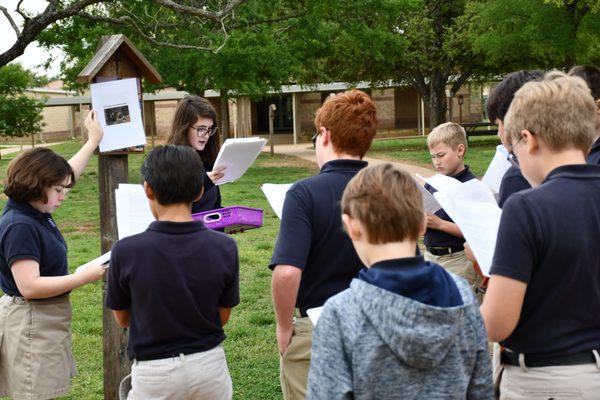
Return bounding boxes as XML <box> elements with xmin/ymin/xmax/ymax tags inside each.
<box><xmin>425</xmin><ymin>250</ymin><xmax>483</xmax><ymax>303</ymax></box>
<box><xmin>498</xmin><ymin>358</ymin><xmax>600</xmax><ymax>399</ymax></box>
<box><xmin>125</xmin><ymin>345</ymin><xmax>232</xmax><ymax>400</ymax></box>
<box><xmin>280</xmin><ymin>317</ymin><xmax>313</xmax><ymax>400</ymax></box>
<box><xmin>0</xmin><ymin>294</ymin><xmax>76</xmax><ymax>400</ymax></box>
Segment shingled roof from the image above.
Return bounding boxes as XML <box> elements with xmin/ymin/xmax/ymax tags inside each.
<box><xmin>76</xmin><ymin>34</ymin><xmax>162</xmax><ymax>84</ymax></box>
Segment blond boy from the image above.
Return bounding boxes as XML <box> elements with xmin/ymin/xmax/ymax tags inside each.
<box><xmin>423</xmin><ymin>122</ymin><xmax>480</xmax><ymax>294</ymax></box>
<box><xmin>481</xmin><ymin>72</ymin><xmax>600</xmax><ymax>398</ymax></box>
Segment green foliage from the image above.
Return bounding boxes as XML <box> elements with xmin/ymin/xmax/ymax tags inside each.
<box><xmin>468</xmin><ymin>0</ymin><xmax>600</xmax><ymax>70</ymax></box>
<box><xmin>37</xmin><ymin>0</ymin><xmax>302</xmax><ymax>97</ymax></box>
<box><xmin>0</xmin><ymin>64</ymin><xmax>44</xmax><ymax>138</ymax></box>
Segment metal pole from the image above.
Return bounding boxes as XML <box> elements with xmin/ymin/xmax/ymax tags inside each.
<box><xmin>269</xmin><ymin>104</ymin><xmax>276</xmax><ymax>156</ymax></box>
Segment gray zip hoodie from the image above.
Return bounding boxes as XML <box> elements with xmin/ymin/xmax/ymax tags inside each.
<box><xmin>306</xmin><ymin>275</ymin><xmax>493</xmax><ymax>399</ymax></box>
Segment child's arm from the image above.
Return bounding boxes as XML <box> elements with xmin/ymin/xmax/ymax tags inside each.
<box><xmin>112</xmin><ymin>310</ymin><xmax>131</xmax><ymax>328</ymax></box>
<box><xmin>219</xmin><ymin>307</ymin><xmax>232</xmax><ymax>326</ymax></box>
<box><xmin>426</xmin><ymin>214</ymin><xmax>464</xmax><ymax>238</ymax></box>
<box><xmin>11</xmin><ymin>259</ymin><xmax>105</xmax><ymax>299</ymax></box>
<box><xmin>480</xmin><ymin>275</ymin><xmax>527</xmax><ymax>342</ymax></box>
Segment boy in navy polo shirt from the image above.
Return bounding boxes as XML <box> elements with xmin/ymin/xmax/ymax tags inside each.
<box><xmin>485</xmin><ymin>70</ymin><xmax>543</xmax><ymax>207</ymax></box>
<box><xmin>569</xmin><ymin>65</ymin><xmax>600</xmax><ymax>164</ymax></box>
<box><xmin>270</xmin><ymin>90</ymin><xmax>377</xmax><ymax>400</ymax></box>
<box><xmin>424</xmin><ymin>122</ymin><xmax>481</xmax><ymax>295</ymax></box>
<box><xmin>106</xmin><ymin>145</ymin><xmax>239</xmax><ymax>400</ymax></box>
<box><xmin>307</xmin><ymin>164</ymin><xmax>493</xmax><ymax>399</ymax></box>
<box><xmin>481</xmin><ymin>72</ymin><xmax>600</xmax><ymax>398</ymax></box>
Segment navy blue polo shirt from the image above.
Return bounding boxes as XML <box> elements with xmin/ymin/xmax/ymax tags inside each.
<box><xmin>358</xmin><ymin>256</ymin><xmax>463</xmax><ymax>307</ymax></box>
<box><xmin>498</xmin><ymin>165</ymin><xmax>531</xmax><ymax>208</ymax></box>
<box><xmin>423</xmin><ymin>166</ymin><xmax>475</xmax><ymax>250</ymax></box>
<box><xmin>269</xmin><ymin>159</ymin><xmax>368</xmax><ymax>310</ymax></box>
<box><xmin>106</xmin><ymin>220</ymin><xmax>239</xmax><ymax>361</ymax></box>
<box><xmin>586</xmin><ymin>137</ymin><xmax>600</xmax><ymax>165</ymax></box>
<box><xmin>490</xmin><ymin>164</ymin><xmax>600</xmax><ymax>357</ymax></box>
<box><xmin>192</xmin><ymin>159</ymin><xmax>222</xmax><ymax>214</ymax></box>
<box><xmin>0</xmin><ymin>199</ymin><xmax>68</xmax><ymax>297</ymax></box>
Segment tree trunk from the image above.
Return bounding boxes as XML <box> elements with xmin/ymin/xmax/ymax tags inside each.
<box><xmin>428</xmin><ymin>76</ymin><xmax>448</xmax><ymax>130</ymax></box>
<box><xmin>219</xmin><ymin>95</ymin><xmax>230</xmax><ymax>145</ymax></box>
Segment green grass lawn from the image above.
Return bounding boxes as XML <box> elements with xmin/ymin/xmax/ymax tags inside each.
<box><xmin>368</xmin><ymin>135</ymin><xmax>501</xmax><ymax>176</ymax></box>
<box><xmin>0</xmin><ymin>136</ymin><xmax>500</xmax><ymax>399</ymax></box>
<box><xmin>0</xmin><ymin>141</ymin><xmax>317</xmax><ymax>400</ymax></box>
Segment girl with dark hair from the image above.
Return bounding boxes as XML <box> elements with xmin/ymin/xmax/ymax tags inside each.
<box><xmin>0</xmin><ymin>111</ymin><xmax>106</xmax><ymax>399</ymax></box>
<box><xmin>167</xmin><ymin>96</ymin><xmax>226</xmax><ymax>213</ymax></box>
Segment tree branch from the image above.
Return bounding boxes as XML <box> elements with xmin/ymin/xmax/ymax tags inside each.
<box><xmin>150</xmin><ymin>0</ymin><xmax>247</xmax><ymax>20</ymax></box>
<box><xmin>15</xmin><ymin>0</ymin><xmax>29</xmax><ymax>22</ymax></box>
<box><xmin>76</xmin><ymin>12</ymin><xmax>223</xmax><ymax>52</ymax></box>
<box><xmin>450</xmin><ymin>69</ymin><xmax>473</xmax><ymax>95</ymax></box>
<box><xmin>0</xmin><ymin>6</ymin><xmax>21</xmax><ymax>38</ymax></box>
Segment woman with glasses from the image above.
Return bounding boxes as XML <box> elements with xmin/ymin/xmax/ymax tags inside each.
<box><xmin>167</xmin><ymin>96</ymin><xmax>225</xmax><ymax>213</ymax></box>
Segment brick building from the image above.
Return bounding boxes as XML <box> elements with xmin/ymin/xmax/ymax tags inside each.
<box><xmin>36</xmin><ymin>81</ymin><xmax>488</xmax><ymax>144</ymax></box>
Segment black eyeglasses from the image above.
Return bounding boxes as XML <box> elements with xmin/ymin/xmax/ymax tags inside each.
<box><xmin>191</xmin><ymin>125</ymin><xmax>218</xmax><ymax>138</ymax></box>
<box><xmin>312</xmin><ymin>132</ymin><xmax>320</xmax><ymax>149</ymax></box>
<box><xmin>506</xmin><ymin>133</ymin><xmax>529</xmax><ymax>167</ymax></box>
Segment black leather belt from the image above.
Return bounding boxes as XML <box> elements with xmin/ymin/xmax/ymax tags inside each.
<box><xmin>427</xmin><ymin>246</ymin><xmax>463</xmax><ymax>256</ymax></box>
<box><xmin>501</xmin><ymin>349</ymin><xmax>599</xmax><ymax>368</ymax></box>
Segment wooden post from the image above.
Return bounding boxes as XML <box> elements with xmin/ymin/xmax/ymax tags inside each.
<box><xmin>143</xmin><ymin>100</ymin><xmax>157</xmax><ymax>148</ymax></box>
<box><xmin>99</xmin><ymin>155</ymin><xmax>130</xmax><ymax>400</ymax></box>
<box><xmin>76</xmin><ymin>35</ymin><xmax>162</xmax><ymax>399</ymax></box>
<box><xmin>269</xmin><ymin>104</ymin><xmax>276</xmax><ymax>156</ymax></box>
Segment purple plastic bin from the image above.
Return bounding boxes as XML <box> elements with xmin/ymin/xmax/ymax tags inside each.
<box><xmin>192</xmin><ymin>206</ymin><xmax>263</xmax><ymax>234</ymax></box>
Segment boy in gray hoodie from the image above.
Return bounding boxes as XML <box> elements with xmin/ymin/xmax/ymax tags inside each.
<box><xmin>306</xmin><ymin>164</ymin><xmax>493</xmax><ymax>400</ymax></box>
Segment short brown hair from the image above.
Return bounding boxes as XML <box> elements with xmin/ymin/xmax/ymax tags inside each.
<box><xmin>167</xmin><ymin>96</ymin><xmax>220</xmax><ymax>165</ymax></box>
<box><xmin>427</xmin><ymin>122</ymin><xmax>468</xmax><ymax>151</ymax></box>
<box><xmin>569</xmin><ymin>65</ymin><xmax>600</xmax><ymax>101</ymax></box>
<box><xmin>342</xmin><ymin>164</ymin><xmax>423</xmax><ymax>244</ymax></box>
<box><xmin>504</xmin><ymin>71</ymin><xmax>597</xmax><ymax>152</ymax></box>
<box><xmin>314</xmin><ymin>90</ymin><xmax>377</xmax><ymax>158</ymax></box>
<box><xmin>4</xmin><ymin>148</ymin><xmax>75</xmax><ymax>203</ymax></box>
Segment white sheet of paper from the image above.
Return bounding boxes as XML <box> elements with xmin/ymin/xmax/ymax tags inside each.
<box><xmin>213</xmin><ymin>138</ymin><xmax>267</xmax><ymax>185</ymax></box>
<box><xmin>416</xmin><ymin>173</ymin><xmax>462</xmax><ymax>192</ymax></box>
<box><xmin>90</xmin><ymin>78</ymin><xmax>146</xmax><ymax>153</ymax></box>
<box><xmin>481</xmin><ymin>145</ymin><xmax>512</xmax><ymax>195</ymax></box>
<box><xmin>261</xmin><ymin>183</ymin><xmax>293</xmax><ymax>219</ymax></box>
<box><xmin>306</xmin><ymin>306</ymin><xmax>323</xmax><ymax>325</ymax></box>
<box><xmin>433</xmin><ymin>179</ymin><xmax>502</xmax><ymax>276</ymax></box>
<box><xmin>115</xmin><ymin>184</ymin><xmax>155</xmax><ymax>239</ymax></box>
<box><xmin>75</xmin><ymin>251</ymin><xmax>111</xmax><ymax>274</ymax></box>
<box><xmin>416</xmin><ymin>181</ymin><xmax>442</xmax><ymax>214</ymax></box>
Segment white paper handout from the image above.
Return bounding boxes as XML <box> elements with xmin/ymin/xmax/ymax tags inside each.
<box><xmin>115</xmin><ymin>183</ymin><xmax>155</xmax><ymax>239</ymax></box>
<box><xmin>415</xmin><ymin>181</ymin><xmax>442</xmax><ymax>214</ymax></box>
<box><xmin>416</xmin><ymin>173</ymin><xmax>462</xmax><ymax>192</ymax></box>
<box><xmin>261</xmin><ymin>183</ymin><xmax>293</xmax><ymax>219</ymax></box>
<box><xmin>90</xmin><ymin>78</ymin><xmax>146</xmax><ymax>153</ymax></box>
<box><xmin>306</xmin><ymin>306</ymin><xmax>324</xmax><ymax>325</ymax></box>
<box><xmin>481</xmin><ymin>145</ymin><xmax>512</xmax><ymax>196</ymax></box>
<box><xmin>75</xmin><ymin>251</ymin><xmax>111</xmax><ymax>274</ymax></box>
<box><xmin>432</xmin><ymin>179</ymin><xmax>502</xmax><ymax>276</ymax></box>
<box><xmin>213</xmin><ymin>138</ymin><xmax>267</xmax><ymax>185</ymax></box>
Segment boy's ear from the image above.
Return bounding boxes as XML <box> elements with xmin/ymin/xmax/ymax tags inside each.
<box><xmin>342</xmin><ymin>213</ymin><xmax>362</xmax><ymax>241</ymax></box>
<box><xmin>194</xmin><ymin>185</ymin><xmax>205</xmax><ymax>203</ymax></box>
<box><xmin>321</xmin><ymin>127</ymin><xmax>331</xmax><ymax>147</ymax></box>
<box><xmin>456</xmin><ymin>143</ymin><xmax>466</xmax><ymax>158</ymax></box>
<box><xmin>522</xmin><ymin>129</ymin><xmax>539</xmax><ymax>155</ymax></box>
<box><xmin>143</xmin><ymin>181</ymin><xmax>154</xmax><ymax>200</ymax></box>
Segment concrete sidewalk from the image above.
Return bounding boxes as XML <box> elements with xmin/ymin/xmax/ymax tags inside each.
<box><xmin>267</xmin><ymin>143</ymin><xmax>436</xmax><ymax>178</ymax></box>
<box><xmin>0</xmin><ymin>142</ymin><xmax>64</xmax><ymax>157</ymax></box>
